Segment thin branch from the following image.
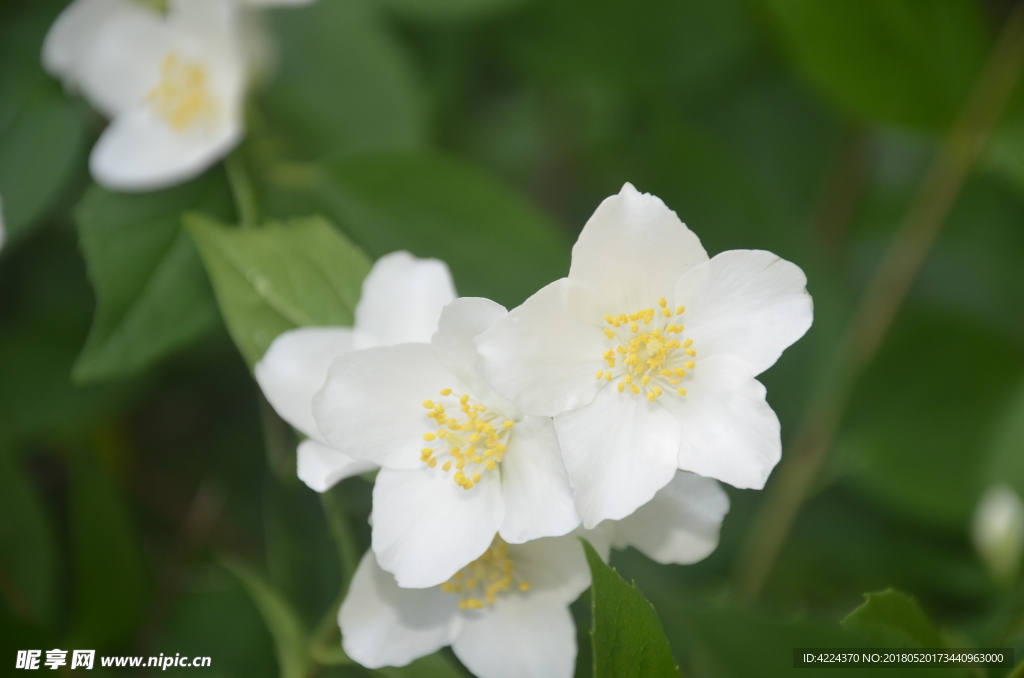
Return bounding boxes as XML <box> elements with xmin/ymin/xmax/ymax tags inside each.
<box><xmin>731</xmin><ymin>4</ymin><xmax>1024</xmax><ymax>603</ymax></box>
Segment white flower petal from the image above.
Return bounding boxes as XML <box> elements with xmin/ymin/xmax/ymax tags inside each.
<box><xmin>452</xmin><ymin>593</ymin><xmax>576</xmax><ymax>678</ymax></box>
<box><xmin>506</xmin><ymin>535</ymin><xmax>591</xmax><ymax>605</ymax></box>
<box><xmin>340</xmin><ymin>550</ymin><xmax>462</xmax><ymax>670</ymax></box>
<box><xmin>609</xmin><ymin>472</ymin><xmax>729</xmax><ymax>565</ymax></box>
<box><xmin>661</xmin><ymin>355</ymin><xmax>781</xmax><ymax>490</ymax></box>
<box><xmin>296</xmin><ymin>440</ymin><xmax>376</xmax><ymax>493</ymax></box>
<box><xmin>498</xmin><ymin>416</ymin><xmax>580</xmax><ymax>544</ymax></box>
<box><xmin>313</xmin><ymin>343</ymin><xmax>456</xmax><ymax>471</ymax></box>
<box><xmin>42</xmin><ymin>0</ymin><xmax>147</xmax><ymax>91</ymax></box>
<box><xmin>674</xmin><ymin>250</ymin><xmax>813</xmax><ymax>376</ymax></box>
<box><xmin>372</xmin><ymin>467</ymin><xmax>504</xmax><ymax>589</ymax></box>
<box><xmin>555</xmin><ymin>386</ymin><xmax>680</xmax><ymax>528</ymax></box>
<box><xmin>477</xmin><ymin>279</ymin><xmax>608</xmax><ymax>417</ymax></box>
<box><xmin>354</xmin><ymin>252</ymin><xmax>456</xmax><ymax>349</ymax></box>
<box><xmin>90</xmin><ymin>107</ymin><xmax>243</xmax><ymax>191</ymax></box>
<box><xmin>255</xmin><ymin>327</ymin><xmax>354</xmax><ymax>440</ymax></box>
<box><xmin>567</xmin><ymin>183</ymin><xmax>708</xmax><ymax>312</ymax></box>
<box><xmin>431</xmin><ymin>297</ymin><xmax>508</xmax><ymax>391</ymax></box>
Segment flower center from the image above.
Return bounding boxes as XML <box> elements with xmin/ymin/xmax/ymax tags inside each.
<box><xmin>441</xmin><ymin>537</ymin><xmax>530</xmax><ymax>610</ymax></box>
<box><xmin>146</xmin><ymin>52</ymin><xmax>217</xmax><ymax>132</ymax></box>
<box><xmin>420</xmin><ymin>389</ymin><xmax>515</xmax><ymax>491</ymax></box>
<box><xmin>596</xmin><ymin>297</ymin><xmax>697</xmax><ymax>401</ymax></box>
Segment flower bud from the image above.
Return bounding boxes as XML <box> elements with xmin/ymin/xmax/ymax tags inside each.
<box><xmin>972</xmin><ymin>484</ymin><xmax>1024</xmax><ymax>586</ymax></box>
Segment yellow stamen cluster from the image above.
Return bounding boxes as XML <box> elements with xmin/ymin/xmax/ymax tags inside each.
<box><xmin>441</xmin><ymin>537</ymin><xmax>530</xmax><ymax>610</ymax></box>
<box><xmin>147</xmin><ymin>52</ymin><xmax>217</xmax><ymax>131</ymax></box>
<box><xmin>421</xmin><ymin>389</ymin><xmax>514</xmax><ymax>490</ymax></box>
<box><xmin>596</xmin><ymin>297</ymin><xmax>696</xmax><ymax>401</ymax></box>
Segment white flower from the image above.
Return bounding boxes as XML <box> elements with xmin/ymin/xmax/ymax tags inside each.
<box><xmin>476</xmin><ymin>183</ymin><xmax>812</xmax><ymax>528</ymax></box>
<box><xmin>255</xmin><ymin>251</ymin><xmax>456</xmax><ymax>493</ymax></box>
<box><xmin>972</xmin><ymin>484</ymin><xmax>1024</xmax><ymax>586</ymax></box>
<box><xmin>42</xmin><ymin>0</ymin><xmax>311</xmax><ymax>191</ymax></box>
<box><xmin>340</xmin><ymin>534</ymin><xmax>599</xmax><ymax>678</ymax></box>
<box><xmin>313</xmin><ymin>297</ymin><xmax>580</xmax><ymax>588</ymax></box>
<box><xmin>599</xmin><ymin>471</ymin><xmax>729</xmax><ymax>566</ymax></box>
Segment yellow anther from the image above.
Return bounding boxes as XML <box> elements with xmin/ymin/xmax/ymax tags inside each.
<box><xmin>486</xmin><ymin>460</ymin><xmax>496</xmax><ymax>470</ymax></box>
<box><xmin>422</xmin><ymin>400</ymin><xmax>435</xmax><ymax>409</ymax></box>
<box><xmin>604</xmin><ymin>328</ymin><xmax>615</xmax><ymax>339</ymax></box>
<box><xmin>683</xmin><ymin>339</ymin><xmax>693</xmax><ymax>347</ymax></box>
<box><xmin>604</xmin><ymin>314</ymin><xmax>614</xmax><ymax>324</ymax></box>
<box><xmin>596</xmin><ymin>370</ymin><xmax>605</xmax><ymax>380</ymax></box>
<box><xmin>661</xmin><ymin>308</ymin><xmax>672</xmax><ymax>317</ymax></box>
<box><xmin>676</xmin><ymin>306</ymin><xmax>685</xmax><ymax>314</ymax></box>
<box><xmin>423</xmin><ymin>432</ymin><xmax>436</xmax><ymax>441</ymax></box>
<box><xmin>503</xmin><ymin>421</ymin><xmax>514</xmax><ymax>429</ymax></box>
<box><xmin>460</xmin><ymin>394</ymin><xmax>470</xmax><ymax>404</ymax></box>
<box><xmin>673</xmin><ymin>368</ymin><xmax>686</xmax><ymax>377</ymax></box>
<box><xmin>472</xmin><ymin>473</ymin><xmax>482</xmax><ymax>483</ymax></box>
<box><xmin>677</xmin><ymin>388</ymin><xmax>688</xmax><ymax>396</ymax></box>
<box><xmin>618</xmin><ymin>383</ymin><xmax>626</xmax><ymax>392</ymax></box>
<box><xmin>658</xmin><ymin>297</ymin><xmax>667</xmax><ymax>308</ymax></box>
<box><xmin>630</xmin><ymin>385</ymin><xmax>640</xmax><ymax>395</ymax></box>
<box><xmin>629</xmin><ymin>322</ymin><xmax>638</xmax><ymax>332</ymax></box>
<box><xmin>647</xmin><ymin>391</ymin><xmax>656</xmax><ymax>401</ymax></box>
<box><xmin>686</xmin><ymin>348</ymin><xmax>697</xmax><ymax>357</ymax></box>
<box><xmin>669</xmin><ymin>378</ymin><xmax>681</xmax><ymax>385</ymax></box>
<box><xmin>685</xmin><ymin>361</ymin><xmax>696</xmax><ymax>369</ymax></box>
<box><xmin>606</xmin><ymin>372</ymin><xmax>613</xmax><ymax>381</ymax></box>
<box><xmin>660</xmin><ymin>369</ymin><xmax>671</xmax><ymax>376</ymax></box>
<box><xmin>427</xmin><ymin>459</ymin><xmax>437</xmax><ymax>468</ymax></box>
<box><xmin>442</xmin><ymin>461</ymin><xmax>452</xmax><ymax>472</ymax></box>
<box><xmin>624</xmin><ymin>374</ymin><xmax>633</xmax><ymax>384</ymax></box>
<box><xmin>439</xmin><ymin>388</ymin><xmax>452</xmax><ymax>396</ymax></box>
<box><xmin>641</xmin><ymin>375</ymin><xmax>650</xmax><ymax>385</ymax></box>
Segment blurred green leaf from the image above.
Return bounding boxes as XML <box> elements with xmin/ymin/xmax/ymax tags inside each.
<box><xmin>224</xmin><ymin>559</ymin><xmax>309</xmax><ymax>678</ymax></box>
<box><xmin>841</xmin><ymin>589</ymin><xmax>945</xmax><ymax>648</ymax></box>
<box><xmin>841</xmin><ymin>313</ymin><xmax>1024</xmax><ymax>531</ymax></box>
<box><xmin>309</xmin><ymin>151</ymin><xmax>570</xmax><ymax>307</ymax></box>
<box><xmin>187</xmin><ymin>215</ymin><xmax>371</xmax><ymax>366</ymax></box>
<box><xmin>72</xmin><ymin>173</ymin><xmax>233</xmax><ymax>383</ymax></box>
<box><xmin>377</xmin><ymin>653</ymin><xmax>467</xmax><ymax>678</ymax></box>
<box><xmin>985</xmin><ymin>377</ymin><xmax>1024</xmax><ymax>498</ymax></box>
<box><xmin>68</xmin><ymin>445</ymin><xmax>150</xmax><ymax>648</ymax></box>
<box><xmin>581</xmin><ymin>539</ymin><xmax>679</xmax><ymax>678</ymax></box>
<box><xmin>372</xmin><ymin>0</ymin><xmax>527</xmax><ymax>22</ymax></box>
<box><xmin>0</xmin><ymin>1</ymin><xmax>88</xmax><ymax>241</ymax></box>
<box><xmin>0</xmin><ymin>446</ymin><xmax>57</xmax><ymax>624</ymax></box>
<box><xmin>262</xmin><ymin>0</ymin><xmax>424</xmax><ymax>160</ymax></box>
<box><xmin>760</xmin><ymin>0</ymin><xmax>989</xmax><ymax>128</ymax></box>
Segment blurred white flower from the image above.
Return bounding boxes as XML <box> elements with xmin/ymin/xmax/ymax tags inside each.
<box><xmin>255</xmin><ymin>251</ymin><xmax>456</xmax><ymax>493</ymax></box>
<box><xmin>599</xmin><ymin>471</ymin><xmax>730</xmax><ymax>566</ymax></box>
<box><xmin>42</xmin><ymin>0</ymin><xmax>313</xmax><ymax>192</ymax></box>
<box><xmin>340</xmin><ymin>534</ymin><xmax>600</xmax><ymax>678</ymax></box>
<box><xmin>476</xmin><ymin>183</ymin><xmax>813</xmax><ymax>528</ymax></box>
<box><xmin>313</xmin><ymin>297</ymin><xmax>580</xmax><ymax>589</ymax></box>
<box><xmin>972</xmin><ymin>483</ymin><xmax>1024</xmax><ymax>586</ymax></box>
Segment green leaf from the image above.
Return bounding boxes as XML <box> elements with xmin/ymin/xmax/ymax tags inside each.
<box><xmin>985</xmin><ymin>377</ymin><xmax>1024</xmax><ymax>498</ymax></box>
<box><xmin>186</xmin><ymin>215</ymin><xmax>371</xmax><ymax>366</ymax></box>
<box><xmin>0</xmin><ymin>1</ymin><xmax>89</xmax><ymax>242</ymax></box>
<box><xmin>0</xmin><ymin>445</ymin><xmax>57</xmax><ymax>624</ymax></box>
<box><xmin>308</xmin><ymin>151</ymin><xmax>570</xmax><ymax>308</ymax></box>
<box><xmin>72</xmin><ymin>173</ymin><xmax>233</xmax><ymax>383</ymax></box>
<box><xmin>371</xmin><ymin>0</ymin><xmax>528</xmax><ymax>22</ymax></box>
<box><xmin>68</xmin><ymin>446</ymin><xmax>150</xmax><ymax>648</ymax></box>
<box><xmin>760</xmin><ymin>0</ymin><xmax>989</xmax><ymax>128</ymax></box>
<box><xmin>262</xmin><ymin>0</ymin><xmax>425</xmax><ymax>160</ymax></box>
<box><xmin>580</xmin><ymin>539</ymin><xmax>679</xmax><ymax>678</ymax></box>
<box><xmin>841</xmin><ymin>589</ymin><xmax>946</xmax><ymax>648</ymax></box>
<box><xmin>377</xmin><ymin>653</ymin><xmax>467</xmax><ymax>678</ymax></box>
<box><xmin>224</xmin><ymin>560</ymin><xmax>309</xmax><ymax>678</ymax></box>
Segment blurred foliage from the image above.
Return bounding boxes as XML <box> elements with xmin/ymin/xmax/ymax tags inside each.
<box><xmin>1</xmin><ymin>0</ymin><xmax>1024</xmax><ymax>676</ymax></box>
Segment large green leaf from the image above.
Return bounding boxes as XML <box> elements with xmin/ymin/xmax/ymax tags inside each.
<box><xmin>581</xmin><ymin>539</ymin><xmax>678</xmax><ymax>678</ymax></box>
<box><xmin>371</xmin><ymin>0</ymin><xmax>528</xmax><ymax>22</ymax></box>
<box><xmin>841</xmin><ymin>589</ymin><xmax>946</xmax><ymax>648</ymax></box>
<box><xmin>0</xmin><ymin>1</ymin><xmax>89</xmax><ymax>242</ymax></box>
<box><xmin>186</xmin><ymin>215</ymin><xmax>371</xmax><ymax>366</ymax></box>
<box><xmin>0</xmin><ymin>445</ymin><xmax>57</xmax><ymax>624</ymax></box>
<box><xmin>760</xmin><ymin>0</ymin><xmax>989</xmax><ymax>128</ymax></box>
<box><xmin>308</xmin><ymin>151</ymin><xmax>570</xmax><ymax>308</ymax></box>
<box><xmin>261</xmin><ymin>0</ymin><xmax>425</xmax><ymax>160</ymax></box>
<box><xmin>378</xmin><ymin>653</ymin><xmax>467</xmax><ymax>677</ymax></box>
<box><xmin>68</xmin><ymin>446</ymin><xmax>150</xmax><ymax>648</ymax></box>
<box><xmin>72</xmin><ymin>173</ymin><xmax>233</xmax><ymax>383</ymax></box>
<box><xmin>224</xmin><ymin>560</ymin><xmax>310</xmax><ymax>678</ymax></box>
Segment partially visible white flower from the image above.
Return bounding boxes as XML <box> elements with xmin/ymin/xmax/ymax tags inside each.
<box><xmin>313</xmin><ymin>297</ymin><xmax>581</xmax><ymax>588</ymax></box>
<box><xmin>477</xmin><ymin>183</ymin><xmax>812</xmax><ymax>528</ymax></box>
<box><xmin>972</xmin><ymin>484</ymin><xmax>1024</xmax><ymax>586</ymax></box>
<box><xmin>599</xmin><ymin>471</ymin><xmax>729</xmax><ymax>566</ymax></box>
<box><xmin>340</xmin><ymin>534</ymin><xmax>602</xmax><ymax>678</ymax></box>
<box><xmin>255</xmin><ymin>251</ymin><xmax>456</xmax><ymax>493</ymax></box>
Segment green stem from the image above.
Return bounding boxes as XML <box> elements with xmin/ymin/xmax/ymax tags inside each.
<box><xmin>225</xmin><ymin>150</ymin><xmax>259</xmax><ymax>229</ymax></box>
<box><xmin>731</xmin><ymin>3</ymin><xmax>1024</xmax><ymax>603</ymax></box>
